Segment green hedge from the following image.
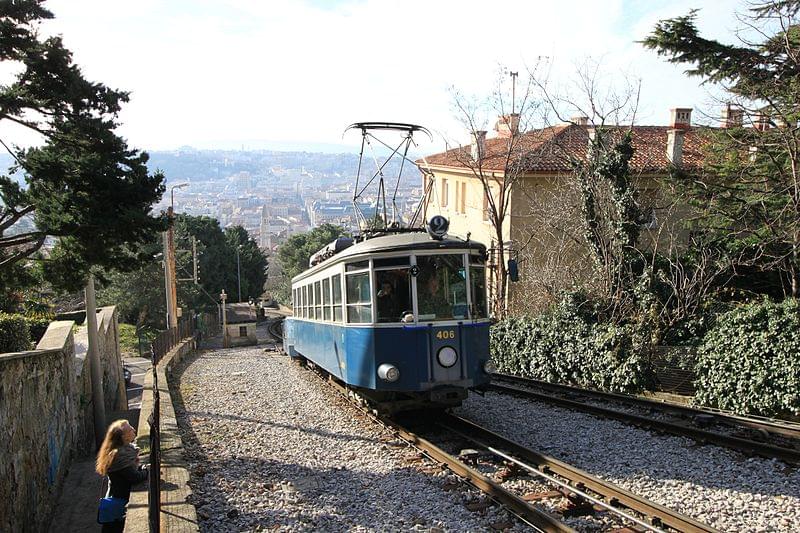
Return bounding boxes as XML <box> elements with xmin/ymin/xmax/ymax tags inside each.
<box><xmin>25</xmin><ymin>314</ymin><xmax>52</xmax><ymax>344</ymax></box>
<box><xmin>0</xmin><ymin>313</ymin><xmax>32</xmax><ymax>353</ymax></box>
<box><xmin>695</xmin><ymin>298</ymin><xmax>800</xmax><ymax>417</ymax></box>
<box><xmin>491</xmin><ymin>295</ymin><xmax>655</xmax><ymax>393</ymax></box>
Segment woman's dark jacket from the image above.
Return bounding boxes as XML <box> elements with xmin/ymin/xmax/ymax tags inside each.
<box><xmin>107</xmin><ymin>444</ymin><xmax>148</xmax><ymax>500</ymax></box>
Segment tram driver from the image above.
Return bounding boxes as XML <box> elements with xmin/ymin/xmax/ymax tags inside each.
<box><xmin>376</xmin><ymin>280</ymin><xmax>400</xmax><ymax>322</ymax></box>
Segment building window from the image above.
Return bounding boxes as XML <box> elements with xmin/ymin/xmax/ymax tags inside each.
<box><xmin>482</xmin><ymin>189</ymin><xmax>491</xmax><ymax>221</ymax></box>
<box><xmin>456</xmin><ymin>182</ymin><xmax>467</xmax><ymax>214</ymax></box>
<box><xmin>239</xmin><ymin>326</ymin><xmax>247</xmax><ymax>337</ymax></box>
<box><xmin>440</xmin><ymin>178</ymin><xmax>448</xmax><ymax>208</ymax></box>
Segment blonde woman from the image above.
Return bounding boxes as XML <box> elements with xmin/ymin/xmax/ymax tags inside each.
<box><xmin>96</xmin><ymin>419</ymin><xmax>148</xmax><ymax>532</ymax></box>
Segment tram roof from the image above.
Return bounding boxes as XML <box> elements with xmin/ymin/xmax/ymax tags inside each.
<box><xmin>292</xmin><ymin>231</ymin><xmax>486</xmax><ymax>283</ymax></box>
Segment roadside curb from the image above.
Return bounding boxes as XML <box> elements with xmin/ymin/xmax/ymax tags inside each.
<box><xmin>125</xmin><ymin>337</ymin><xmax>198</xmax><ymax>533</ymax></box>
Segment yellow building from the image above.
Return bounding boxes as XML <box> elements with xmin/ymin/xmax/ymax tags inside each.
<box><xmin>420</xmin><ymin>109</ymin><xmax>712</xmax><ymax>314</ymax></box>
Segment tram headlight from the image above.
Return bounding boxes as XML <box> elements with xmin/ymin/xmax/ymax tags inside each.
<box><xmin>483</xmin><ymin>360</ymin><xmax>497</xmax><ymax>374</ymax></box>
<box><xmin>437</xmin><ymin>346</ymin><xmax>458</xmax><ymax>368</ymax></box>
<box><xmin>377</xmin><ymin>363</ymin><xmax>400</xmax><ymax>382</ymax></box>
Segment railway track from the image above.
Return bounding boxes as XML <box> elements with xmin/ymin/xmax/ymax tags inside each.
<box><xmin>266</xmin><ymin>316</ymin><xmax>284</xmax><ymax>341</ymax></box>
<box><xmin>318</xmin><ymin>373</ymin><xmax>717</xmax><ymax>532</ymax></box>
<box><xmin>490</xmin><ymin>373</ymin><xmax>800</xmax><ymax>464</ymax></box>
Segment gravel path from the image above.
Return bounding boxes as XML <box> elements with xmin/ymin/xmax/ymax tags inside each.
<box><xmin>173</xmin><ymin>346</ymin><xmax>520</xmax><ymax>532</ymax></box>
<box><xmin>455</xmin><ymin>392</ymin><xmax>800</xmax><ymax>532</ymax></box>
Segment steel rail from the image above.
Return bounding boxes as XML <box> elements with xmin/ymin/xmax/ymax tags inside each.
<box><xmin>439</xmin><ymin>414</ymin><xmax>720</xmax><ymax>533</ymax></box>
<box><xmin>489</xmin><ymin>379</ymin><xmax>800</xmax><ymax>465</ymax></box>
<box><xmin>493</xmin><ymin>373</ymin><xmax>800</xmax><ymax>440</ymax></box>
<box><xmin>488</xmin><ymin>447</ymin><xmax>666</xmax><ymax>533</ymax></box>
<box><xmin>266</xmin><ymin>317</ymin><xmax>284</xmax><ymax>341</ymax></box>
<box><xmin>382</xmin><ymin>415</ymin><xmax>575</xmax><ymax>533</ymax></box>
<box><xmin>489</xmin><ymin>383</ymin><xmax>800</xmax><ymax>463</ymax></box>
<box><xmin>320</xmin><ymin>376</ymin><xmax>573</xmax><ymax>532</ymax></box>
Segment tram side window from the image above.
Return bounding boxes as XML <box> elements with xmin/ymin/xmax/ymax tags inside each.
<box><xmin>375</xmin><ymin>269</ymin><xmax>411</xmax><ymax>323</ymax></box>
<box><xmin>309</xmin><ymin>283</ymin><xmax>315</xmax><ymax>320</ymax></box>
<box><xmin>332</xmin><ymin>274</ymin><xmax>343</xmax><ymax>322</ymax></box>
<box><xmin>346</xmin><ymin>272</ymin><xmax>372</xmax><ymax>323</ymax></box>
<box><xmin>322</xmin><ymin>278</ymin><xmax>332</xmax><ymax>321</ymax></box>
<box><xmin>314</xmin><ymin>281</ymin><xmax>322</xmax><ymax>320</ymax></box>
<box><xmin>302</xmin><ymin>285</ymin><xmax>308</xmax><ymax>319</ymax></box>
<box><xmin>470</xmin><ymin>265</ymin><xmax>487</xmax><ymax>319</ymax></box>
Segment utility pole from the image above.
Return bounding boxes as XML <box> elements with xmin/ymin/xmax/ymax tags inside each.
<box><xmin>85</xmin><ymin>274</ymin><xmax>106</xmax><ymax>448</ymax></box>
<box><xmin>165</xmin><ymin>206</ymin><xmax>178</xmax><ymax>328</ymax></box>
<box><xmin>166</xmin><ymin>183</ymin><xmax>189</xmax><ymax>328</ymax></box>
<box><xmin>163</xmin><ymin>229</ymin><xmax>172</xmax><ymax>327</ymax></box>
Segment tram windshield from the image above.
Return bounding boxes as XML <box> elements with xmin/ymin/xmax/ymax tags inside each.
<box><xmin>416</xmin><ymin>254</ymin><xmax>468</xmax><ymax>321</ymax></box>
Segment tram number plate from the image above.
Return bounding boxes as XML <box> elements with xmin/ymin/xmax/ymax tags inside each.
<box><xmin>436</xmin><ymin>330</ymin><xmax>455</xmax><ymax>340</ymax></box>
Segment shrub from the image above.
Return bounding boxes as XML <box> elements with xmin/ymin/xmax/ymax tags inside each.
<box><xmin>0</xmin><ymin>313</ymin><xmax>33</xmax><ymax>352</ymax></box>
<box><xmin>491</xmin><ymin>293</ymin><xmax>655</xmax><ymax>393</ymax></box>
<box><xmin>695</xmin><ymin>298</ymin><xmax>800</xmax><ymax>417</ymax></box>
<box><xmin>118</xmin><ymin>323</ymin><xmax>159</xmax><ymax>356</ymax></box>
<box><xmin>24</xmin><ymin>313</ymin><xmax>53</xmax><ymax>344</ymax></box>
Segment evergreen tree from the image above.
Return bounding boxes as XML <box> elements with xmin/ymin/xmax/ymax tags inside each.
<box><xmin>0</xmin><ymin>1</ymin><xmax>166</xmax><ymax>291</ymax></box>
<box><xmin>224</xmin><ymin>225</ymin><xmax>267</xmax><ymax>302</ymax></box>
<box><xmin>276</xmin><ymin>224</ymin><xmax>347</xmax><ymax>280</ymax></box>
<box><xmin>642</xmin><ymin>1</ymin><xmax>800</xmax><ymax>296</ymax></box>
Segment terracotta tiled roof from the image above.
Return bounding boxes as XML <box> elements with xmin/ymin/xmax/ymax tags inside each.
<box><xmin>419</xmin><ymin>124</ymin><xmax>709</xmax><ymax>174</ymax></box>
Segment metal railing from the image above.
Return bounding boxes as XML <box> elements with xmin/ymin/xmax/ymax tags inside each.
<box><xmin>147</xmin><ymin>366</ymin><xmax>161</xmax><ymax>532</ymax></box>
<box><xmin>151</xmin><ymin>316</ymin><xmax>196</xmax><ymax>362</ymax></box>
<box><xmin>146</xmin><ymin>312</ymin><xmax>211</xmax><ymax>532</ymax></box>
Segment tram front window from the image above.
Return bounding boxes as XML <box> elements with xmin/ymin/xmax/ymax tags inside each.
<box><xmin>375</xmin><ymin>269</ymin><xmax>411</xmax><ymax>323</ymax></box>
<box><xmin>416</xmin><ymin>255</ymin><xmax>467</xmax><ymax>321</ymax></box>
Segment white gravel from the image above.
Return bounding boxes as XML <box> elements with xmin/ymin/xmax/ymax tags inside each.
<box><xmin>455</xmin><ymin>392</ymin><xmax>800</xmax><ymax>532</ymax></box>
<box><xmin>173</xmin><ymin>345</ymin><xmax>521</xmax><ymax>532</ymax></box>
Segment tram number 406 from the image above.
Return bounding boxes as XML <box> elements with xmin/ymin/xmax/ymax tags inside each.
<box><xmin>435</xmin><ymin>330</ymin><xmax>455</xmax><ymax>340</ymax></box>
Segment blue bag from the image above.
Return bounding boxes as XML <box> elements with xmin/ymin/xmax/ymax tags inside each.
<box><xmin>97</xmin><ymin>496</ymin><xmax>127</xmax><ymax>523</ymax></box>
<box><xmin>97</xmin><ymin>477</ymin><xmax>127</xmax><ymax>524</ymax></box>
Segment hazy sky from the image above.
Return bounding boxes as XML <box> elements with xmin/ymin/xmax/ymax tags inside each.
<box><xmin>13</xmin><ymin>0</ymin><xmax>747</xmax><ymax>153</ymax></box>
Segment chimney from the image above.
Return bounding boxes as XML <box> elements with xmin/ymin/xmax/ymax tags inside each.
<box><xmin>571</xmin><ymin>116</ymin><xmax>590</xmax><ymax>126</ymax></box>
<box><xmin>471</xmin><ymin>130</ymin><xmax>487</xmax><ymax>161</ymax></box>
<box><xmin>666</xmin><ymin>128</ymin><xmax>685</xmax><ymax>167</ymax></box>
<box><xmin>669</xmin><ymin>108</ymin><xmax>692</xmax><ymax>130</ymax></box>
<box><xmin>721</xmin><ymin>103</ymin><xmax>743</xmax><ymax>128</ymax></box>
<box><xmin>494</xmin><ymin>114</ymin><xmax>520</xmax><ymax>138</ymax></box>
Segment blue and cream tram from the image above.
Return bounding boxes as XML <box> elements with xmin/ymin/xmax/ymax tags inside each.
<box><xmin>283</xmin><ymin>228</ymin><xmax>493</xmax><ymax>410</ymax></box>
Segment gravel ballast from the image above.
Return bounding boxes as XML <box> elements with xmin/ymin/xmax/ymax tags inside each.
<box><xmin>173</xmin><ymin>346</ymin><xmax>520</xmax><ymax>532</ymax></box>
<box><xmin>455</xmin><ymin>391</ymin><xmax>800</xmax><ymax>532</ymax></box>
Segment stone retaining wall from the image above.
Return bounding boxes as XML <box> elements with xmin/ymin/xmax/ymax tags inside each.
<box><xmin>0</xmin><ymin>322</ymin><xmax>77</xmax><ymax>533</ymax></box>
<box><xmin>73</xmin><ymin>307</ymin><xmax>128</xmax><ymax>455</ymax></box>
<box><xmin>125</xmin><ymin>337</ymin><xmax>199</xmax><ymax>533</ymax></box>
<box><xmin>0</xmin><ymin>307</ymin><xmax>128</xmax><ymax>532</ymax></box>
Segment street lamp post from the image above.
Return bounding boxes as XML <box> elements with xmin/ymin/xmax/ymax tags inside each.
<box><xmin>220</xmin><ymin>289</ymin><xmax>228</xmax><ymax>348</ymax></box>
<box><xmin>236</xmin><ymin>246</ymin><xmax>242</xmax><ymax>302</ymax></box>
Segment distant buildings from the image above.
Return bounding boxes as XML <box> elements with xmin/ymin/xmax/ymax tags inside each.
<box><xmin>156</xmin><ymin>148</ymin><xmax>425</xmax><ymax>252</ymax></box>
